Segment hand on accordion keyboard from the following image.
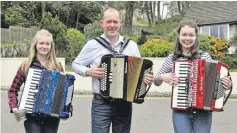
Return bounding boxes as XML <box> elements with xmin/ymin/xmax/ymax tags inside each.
<box><xmin>143</xmin><ymin>72</ymin><xmax>154</xmax><ymax>85</ymax></box>
<box><xmin>161</xmin><ymin>73</ymin><xmax>179</xmax><ymax>86</ymax></box>
<box><xmin>87</xmin><ymin>66</ymin><xmax>104</xmax><ymax>79</ymax></box>
<box><xmin>221</xmin><ymin>76</ymin><xmax>232</xmax><ymax>90</ymax></box>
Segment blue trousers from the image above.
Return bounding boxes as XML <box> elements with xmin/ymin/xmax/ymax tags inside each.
<box><xmin>24</xmin><ymin>114</ymin><xmax>60</xmax><ymax>133</ymax></box>
<box><xmin>91</xmin><ymin>98</ymin><xmax>132</xmax><ymax>133</ymax></box>
<box><xmin>172</xmin><ymin>110</ymin><xmax>212</xmax><ymax>133</ymax></box>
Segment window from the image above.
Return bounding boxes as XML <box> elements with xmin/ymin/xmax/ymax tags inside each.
<box><xmin>200</xmin><ymin>24</ymin><xmax>228</xmax><ymax>39</ymax></box>
<box><xmin>210</xmin><ymin>25</ymin><xmax>218</xmax><ymax>37</ymax></box>
<box><xmin>219</xmin><ymin>25</ymin><xmax>227</xmax><ymax>38</ymax></box>
<box><xmin>201</xmin><ymin>26</ymin><xmax>209</xmax><ymax>35</ymax></box>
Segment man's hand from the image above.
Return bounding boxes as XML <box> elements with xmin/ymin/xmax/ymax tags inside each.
<box><xmin>87</xmin><ymin>66</ymin><xmax>104</xmax><ymax>79</ymax></box>
<box><xmin>143</xmin><ymin>72</ymin><xmax>154</xmax><ymax>85</ymax></box>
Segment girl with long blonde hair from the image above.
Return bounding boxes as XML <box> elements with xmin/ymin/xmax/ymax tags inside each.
<box><xmin>8</xmin><ymin>29</ymin><xmax>71</xmax><ymax>133</ymax></box>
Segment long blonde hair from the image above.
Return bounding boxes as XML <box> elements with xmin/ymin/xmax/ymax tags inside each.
<box><xmin>21</xmin><ymin>29</ymin><xmax>62</xmax><ymax>73</ymax></box>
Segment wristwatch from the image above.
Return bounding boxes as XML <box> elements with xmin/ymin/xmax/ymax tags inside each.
<box><xmin>85</xmin><ymin>70</ymin><xmax>89</xmax><ymax>76</ymax></box>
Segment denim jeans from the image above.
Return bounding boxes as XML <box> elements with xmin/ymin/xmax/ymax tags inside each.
<box><xmin>91</xmin><ymin>98</ymin><xmax>132</xmax><ymax>133</ymax></box>
<box><xmin>172</xmin><ymin>110</ymin><xmax>212</xmax><ymax>133</ymax></box>
<box><xmin>24</xmin><ymin>114</ymin><xmax>60</xmax><ymax>133</ymax></box>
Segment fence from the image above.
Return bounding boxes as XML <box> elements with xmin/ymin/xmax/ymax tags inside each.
<box><xmin>1</xmin><ymin>26</ymin><xmax>40</xmax><ymax>44</ymax></box>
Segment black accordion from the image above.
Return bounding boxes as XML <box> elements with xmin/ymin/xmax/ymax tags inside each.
<box><xmin>171</xmin><ymin>59</ymin><xmax>232</xmax><ymax>111</ymax></box>
<box><xmin>19</xmin><ymin>68</ymin><xmax>75</xmax><ymax>118</ymax></box>
<box><xmin>99</xmin><ymin>54</ymin><xmax>153</xmax><ymax>104</ymax></box>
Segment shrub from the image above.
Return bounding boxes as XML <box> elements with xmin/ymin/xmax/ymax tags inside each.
<box><xmin>210</xmin><ymin>37</ymin><xmax>228</xmax><ymax>58</ymax></box>
<box><xmin>139</xmin><ymin>38</ymin><xmax>173</xmax><ymax>57</ymax></box>
<box><xmin>83</xmin><ymin>21</ymin><xmax>103</xmax><ymax>41</ymax></box>
<box><xmin>123</xmin><ymin>34</ymin><xmax>140</xmax><ymax>44</ymax></box>
<box><xmin>198</xmin><ymin>34</ymin><xmax>211</xmax><ymax>52</ymax></box>
<box><xmin>0</xmin><ymin>41</ymin><xmax>28</xmax><ymax>57</ymax></box>
<box><xmin>167</xmin><ymin>28</ymin><xmax>177</xmax><ymax>43</ymax></box>
<box><xmin>66</xmin><ymin>28</ymin><xmax>86</xmax><ymax>63</ymax></box>
<box><xmin>215</xmin><ymin>56</ymin><xmax>237</xmax><ymax>69</ymax></box>
<box><xmin>229</xmin><ymin>33</ymin><xmax>237</xmax><ymax>47</ymax></box>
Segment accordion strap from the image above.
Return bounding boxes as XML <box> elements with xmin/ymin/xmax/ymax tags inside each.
<box><xmin>223</xmin><ymin>72</ymin><xmax>233</xmax><ymax>105</ymax></box>
<box><xmin>94</xmin><ymin>36</ymin><xmax>130</xmax><ymax>54</ymax></box>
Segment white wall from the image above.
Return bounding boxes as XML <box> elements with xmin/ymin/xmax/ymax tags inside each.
<box><xmin>0</xmin><ymin>58</ymin><xmax>65</xmax><ymax>88</ymax></box>
<box><xmin>1</xmin><ymin>58</ymin><xmax>236</xmax><ymax>96</ymax></box>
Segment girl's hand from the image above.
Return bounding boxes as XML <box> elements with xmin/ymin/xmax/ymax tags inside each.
<box><xmin>161</xmin><ymin>73</ymin><xmax>179</xmax><ymax>86</ymax></box>
<box><xmin>221</xmin><ymin>76</ymin><xmax>232</xmax><ymax>90</ymax></box>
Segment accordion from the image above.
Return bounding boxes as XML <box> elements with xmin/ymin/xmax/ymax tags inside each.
<box><xmin>171</xmin><ymin>59</ymin><xmax>232</xmax><ymax>111</ymax></box>
<box><xmin>19</xmin><ymin>68</ymin><xmax>75</xmax><ymax>118</ymax></box>
<box><xmin>100</xmin><ymin>54</ymin><xmax>153</xmax><ymax>104</ymax></box>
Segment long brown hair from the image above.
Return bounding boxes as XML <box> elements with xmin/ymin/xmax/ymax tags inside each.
<box><xmin>173</xmin><ymin>20</ymin><xmax>199</xmax><ymax>61</ymax></box>
<box><xmin>21</xmin><ymin>29</ymin><xmax>62</xmax><ymax>73</ymax></box>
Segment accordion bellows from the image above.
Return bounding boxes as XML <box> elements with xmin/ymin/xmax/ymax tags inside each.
<box><xmin>19</xmin><ymin>68</ymin><xmax>75</xmax><ymax>118</ymax></box>
<box><xmin>100</xmin><ymin>54</ymin><xmax>153</xmax><ymax>104</ymax></box>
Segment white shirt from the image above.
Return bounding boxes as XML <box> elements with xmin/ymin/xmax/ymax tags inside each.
<box><xmin>72</xmin><ymin>34</ymin><xmax>141</xmax><ymax>94</ymax></box>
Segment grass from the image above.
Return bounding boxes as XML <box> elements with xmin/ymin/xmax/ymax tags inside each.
<box><xmin>230</xmin><ymin>69</ymin><xmax>237</xmax><ymax>72</ymax></box>
<box><xmin>133</xmin><ymin>20</ymin><xmax>149</xmax><ymax>27</ymax></box>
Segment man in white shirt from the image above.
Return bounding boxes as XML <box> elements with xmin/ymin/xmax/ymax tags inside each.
<box><xmin>72</xmin><ymin>8</ymin><xmax>154</xmax><ymax>133</ymax></box>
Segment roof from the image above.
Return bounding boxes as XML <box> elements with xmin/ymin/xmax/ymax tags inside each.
<box><xmin>183</xmin><ymin>1</ymin><xmax>237</xmax><ymax>26</ymax></box>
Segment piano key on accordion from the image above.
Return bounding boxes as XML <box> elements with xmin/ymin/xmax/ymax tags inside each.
<box><xmin>171</xmin><ymin>59</ymin><xmax>232</xmax><ymax>112</ymax></box>
<box><xmin>19</xmin><ymin>68</ymin><xmax>43</xmax><ymax>113</ymax></box>
<box><xmin>100</xmin><ymin>54</ymin><xmax>153</xmax><ymax>104</ymax></box>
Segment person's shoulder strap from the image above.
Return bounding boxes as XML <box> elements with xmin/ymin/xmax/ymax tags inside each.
<box><xmin>120</xmin><ymin>37</ymin><xmax>130</xmax><ymax>53</ymax></box>
<box><xmin>93</xmin><ymin>37</ymin><xmax>117</xmax><ymax>53</ymax></box>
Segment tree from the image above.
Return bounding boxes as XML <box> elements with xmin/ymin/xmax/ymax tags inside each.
<box><xmin>167</xmin><ymin>1</ymin><xmax>190</xmax><ymax>17</ymax></box>
<box><xmin>41</xmin><ymin>12</ymin><xmax>68</xmax><ymax>56</ymax></box>
<box><xmin>123</xmin><ymin>1</ymin><xmax>136</xmax><ymax>35</ymax></box>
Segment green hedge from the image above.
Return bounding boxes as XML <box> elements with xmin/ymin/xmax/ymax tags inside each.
<box><xmin>139</xmin><ymin>38</ymin><xmax>173</xmax><ymax>57</ymax></box>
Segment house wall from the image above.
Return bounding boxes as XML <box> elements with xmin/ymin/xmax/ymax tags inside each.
<box><xmin>1</xmin><ymin>58</ymin><xmax>237</xmax><ymax>97</ymax></box>
<box><xmin>229</xmin><ymin>24</ymin><xmax>237</xmax><ymax>53</ymax></box>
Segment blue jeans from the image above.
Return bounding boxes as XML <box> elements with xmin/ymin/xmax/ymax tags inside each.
<box><xmin>91</xmin><ymin>98</ymin><xmax>132</xmax><ymax>133</ymax></box>
<box><xmin>24</xmin><ymin>114</ymin><xmax>60</xmax><ymax>133</ymax></box>
<box><xmin>172</xmin><ymin>110</ymin><xmax>212</xmax><ymax>133</ymax></box>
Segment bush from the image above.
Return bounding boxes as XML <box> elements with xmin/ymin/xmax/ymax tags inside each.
<box><xmin>198</xmin><ymin>34</ymin><xmax>211</xmax><ymax>52</ymax></box>
<box><xmin>152</xmin><ymin>15</ymin><xmax>181</xmax><ymax>36</ymax></box>
<box><xmin>210</xmin><ymin>37</ymin><xmax>228</xmax><ymax>58</ymax></box>
<box><xmin>123</xmin><ymin>34</ymin><xmax>141</xmax><ymax>44</ymax></box>
<box><xmin>83</xmin><ymin>21</ymin><xmax>103</xmax><ymax>41</ymax></box>
<box><xmin>229</xmin><ymin>33</ymin><xmax>237</xmax><ymax>47</ymax></box>
<box><xmin>0</xmin><ymin>41</ymin><xmax>29</xmax><ymax>57</ymax></box>
<box><xmin>167</xmin><ymin>28</ymin><xmax>177</xmax><ymax>43</ymax></box>
<box><xmin>215</xmin><ymin>56</ymin><xmax>237</xmax><ymax>69</ymax></box>
<box><xmin>139</xmin><ymin>38</ymin><xmax>173</xmax><ymax>57</ymax></box>
<box><xmin>66</xmin><ymin>28</ymin><xmax>86</xmax><ymax>63</ymax></box>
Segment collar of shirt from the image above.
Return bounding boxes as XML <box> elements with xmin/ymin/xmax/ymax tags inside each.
<box><xmin>101</xmin><ymin>33</ymin><xmax>124</xmax><ymax>47</ymax></box>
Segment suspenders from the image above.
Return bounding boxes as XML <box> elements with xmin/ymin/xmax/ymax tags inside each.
<box><xmin>93</xmin><ymin>36</ymin><xmax>130</xmax><ymax>54</ymax></box>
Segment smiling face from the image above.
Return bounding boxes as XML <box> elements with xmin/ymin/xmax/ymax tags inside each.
<box><xmin>35</xmin><ymin>35</ymin><xmax>52</xmax><ymax>56</ymax></box>
<box><xmin>100</xmin><ymin>9</ymin><xmax>122</xmax><ymax>40</ymax></box>
<box><xmin>178</xmin><ymin>25</ymin><xmax>197</xmax><ymax>52</ymax></box>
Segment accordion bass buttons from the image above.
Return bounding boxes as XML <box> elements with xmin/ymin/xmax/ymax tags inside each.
<box><xmin>101</xmin><ymin>63</ymin><xmax>108</xmax><ymax>91</ymax></box>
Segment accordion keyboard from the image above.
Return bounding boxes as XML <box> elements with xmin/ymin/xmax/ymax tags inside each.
<box><xmin>172</xmin><ymin>62</ymin><xmax>191</xmax><ymax>109</ymax></box>
<box><xmin>100</xmin><ymin>62</ymin><xmax>108</xmax><ymax>91</ymax></box>
<box><xmin>19</xmin><ymin>68</ymin><xmax>42</xmax><ymax>113</ymax></box>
